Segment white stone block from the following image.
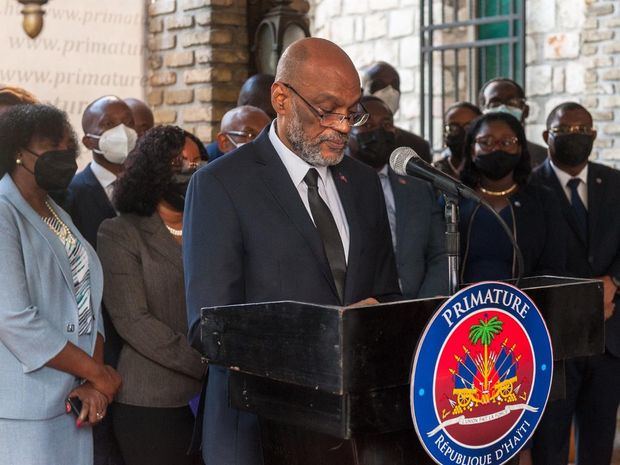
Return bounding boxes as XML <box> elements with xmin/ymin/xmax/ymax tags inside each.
<box><xmin>342</xmin><ymin>0</ymin><xmax>368</xmax><ymax>15</ymax></box>
<box><xmin>526</xmin><ymin>65</ymin><xmax>553</xmax><ymax>96</ymax></box>
<box><xmin>369</xmin><ymin>0</ymin><xmax>399</xmax><ymax>11</ymax></box>
<box><xmin>364</xmin><ymin>13</ymin><xmax>387</xmax><ymax>40</ymax></box>
<box><xmin>400</xmin><ymin>68</ymin><xmax>415</xmax><ymax>92</ymax></box>
<box><xmin>373</xmin><ymin>39</ymin><xmax>400</xmax><ymax>65</ymax></box>
<box><xmin>344</xmin><ymin>43</ymin><xmax>376</xmax><ymax>69</ymax></box>
<box><xmin>526</xmin><ymin>124</ymin><xmax>547</xmax><ymax>146</ymax></box>
<box><xmin>544</xmin><ymin>33</ymin><xmax>580</xmax><ymax>60</ymax></box>
<box><xmin>527</xmin><ymin>0</ymin><xmax>555</xmax><ymax>33</ymax></box>
<box><xmin>330</xmin><ymin>16</ymin><xmax>356</xmax><ymax>45</ymax></box>
<box><xmin>388</xmin><ymin>8</ymin><xmax>415</xmax><ymax>38</ymax></box>
<box><xmin>526</xmin><ymin>36</ymin><xmax>539</xmax><ymax>65</ymax></box>
<box><xmin>552</xmin><ymin>67</ymin><xmax>565</xmax><ymax>93</ymax></box>
<box><xmin>354</xmin><ymin>17</ymin><xmax>364</xmax><ymax>42</ymax></box>
<box><xmin>565</xmin><ymin>61</ymin><xmax>586</xmax><ymax>94</ymax></box>
<box><xmin>557</xmin><ymin>0</ymin><xmax>585</xmax><ymax>29</ymax></box>
<box><xmin>399</xmin><ymin>36</ymin><xmax>420</xmax><ymax>67</ymax></box>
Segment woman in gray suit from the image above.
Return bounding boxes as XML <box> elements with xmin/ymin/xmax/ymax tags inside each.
<box><xmin>97</xmin><ymin>126</ymin><xmax>205</xmax><ymax>465</ymax></box>
<box><xmin>0</xmin><ymin>104</ymin><xmax>122</xmax><ymax>464</ymax></box>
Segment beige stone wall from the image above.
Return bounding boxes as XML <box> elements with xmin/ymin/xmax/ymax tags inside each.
<box><xmin>146</xmin><ymin>0</ymin><xmax>248</xmax><ymax>142</ymax></box>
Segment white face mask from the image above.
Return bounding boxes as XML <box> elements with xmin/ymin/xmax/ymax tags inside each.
<box><xmin>483</xmin><ymin>104</ymin><xmax>524</xmax><ymax>122</ymax></box>
<box><xmin>87</xmin><ymin>124</ymin><xmax>137</xmax><ymax>164</ymax></box>
<box><xmin>371</xmin><ymin>85</ymin><xmax>401</xmax><ymax>115</ymax></box>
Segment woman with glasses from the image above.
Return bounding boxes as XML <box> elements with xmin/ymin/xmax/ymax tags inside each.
<box><xmin>458</xmin><ymin>112</ymin><xmax>566</xmax><ymax>284</ymax></box>
<box><xmin>97</xmin><ymin>126</ymin><xmax>206</xmax><ymax>465</ymax></box>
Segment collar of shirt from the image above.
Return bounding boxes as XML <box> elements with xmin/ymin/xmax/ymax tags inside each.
<box><xmin>269</xmin><ymin>121</ymin><xmax>329</xmax><ymax>187</ymax></box>
<box><xmin>378</xmin><ymin>164</ymin><xmax>389</xmax><ymax>178</ymax></box>
<box><xmin>90</xmin><ymin>159</ymin><xmax>117</xmax><ymax>190</ymax></box>
<box><xmin>549</xmin><ymin>159</ymin><xmax>588</xmax><ymax>188</ymax></box>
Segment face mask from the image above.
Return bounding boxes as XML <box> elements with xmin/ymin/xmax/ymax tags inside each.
<box><xmin>87</xmin><ymin>124</ymin><xmax>137</xmax><ymax>164</ymax></box>
<box><xmin>371</xmin><ymin>85</ymin><xmax>400</xmax><ymax>115</ymax></box>
<box><xmin>550</xmin><ymin>133</ymin><xmax>593</xmax><ymax>167</ymax></box>
<box><xmin>445</xmin><ymin>128</ymin><xmax>467</xmax><ymax>159</ymax></box>
<box><xmin>21</xmin><ymin>147</ymin><xmax>77</xmax><ymax>192</ymax></box>
<box><xmin>351</xmin><ymin>128</ymin><xmax>397</xmax><ymax>169</ymax></box>
<box><xmin>163</xmin><ymin>171</ymin><xmax>194</xmax><ymax>212</ymax></box>
<box><xmin>473</xmin><ymin>150</ymin><xmax>521</xmax><ymax>180</ymax></box>
<box><xmin>484</xmin><ymin>104</ymin><xmax>523</xmax><ymax>122</ymax></box>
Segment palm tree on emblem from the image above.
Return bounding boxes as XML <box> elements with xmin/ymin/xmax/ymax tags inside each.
<box><xmin>469</xmin><ymin>315</ymin><xmax>503</xmax><ymax>403</ymax></box>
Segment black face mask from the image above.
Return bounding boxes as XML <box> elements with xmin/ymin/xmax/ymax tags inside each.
<box><xmin>21</xmin><ymin>147</ymin><xmax>78</xmax><ymax>192</ymax></box>
<box><xmin>550</xmin><ymin>133</ymin><xmax>594</xmax><ymax>167</ymax></box>
<box><xmin>351</xmin><ymin>128</ymin><xmax>397</xmax><ymax>169</ymax></box>
<box><xmin>473</xmin><ymin>150</ymin><xmax>521</xmax><ymax>181</ymax></box>
<box><xmin>445</xmin><ymin>128</ymin><xmax>466</xmax><ymax>160</ymax></box>
<box><xmin>163</xmin><ymin>172</ymin><xmax>193</xmax><ymax>212</ymax></box>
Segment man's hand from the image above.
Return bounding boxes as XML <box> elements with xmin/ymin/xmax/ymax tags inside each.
<box><xmin>597</xmin><ymin>276</ymin><xmax>618</xmax><ymax>321</ymax></box>
<box><xmin>347</xmin><ymin>297</ymin><xmax>379</xmax><ymax>308</ymax></box>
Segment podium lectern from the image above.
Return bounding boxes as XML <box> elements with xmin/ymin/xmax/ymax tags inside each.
<box><xmin>199</xmin><ymin>276</ymin><xmax>604</xmax><ymax>465</ymax></box>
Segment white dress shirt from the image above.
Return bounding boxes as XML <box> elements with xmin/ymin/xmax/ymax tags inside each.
<box><xmin>378</xmin><ymin>164</ymin><xmax>397</xmax><ymax>249</ymax></box>
<box><xmin>550</xmin><ymin>160</ymin><xmax>589</xmax><ymax>209</ymax></box>
<box><xmin>268</xmin><ymin>122</ymin><xmax>350</xmax><ymax>262</ymax></box>
<box><xmin>90</xmin><ymin>159</ymin><xmax>117</xmax><ymax>204</ymax></box>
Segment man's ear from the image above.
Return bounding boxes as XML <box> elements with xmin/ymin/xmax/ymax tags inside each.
<box><xmin>542</xmin><ymin>130</ymin><xmax>550</xmax><ymax>146</ymax></box>
<box><xmin>522</xmin><ymin>104</ymin><xmax>530</xmax><ymax>123</ymax></box>
<box><xmin>82</xmin><ymin>134</ymin><xmax>97</xmax><ymax>151</ymax></box>
<box><xmin>271</xmin><ymin>82</ymin><xmax>289</xmax><ymax>116</ymax></box>
<box><xmin>216</xmin><ymin>133</ymin><xmax>232</xmax><ymax>154</ymax></box>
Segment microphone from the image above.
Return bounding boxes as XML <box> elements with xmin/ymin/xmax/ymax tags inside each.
<box><xmin>389</xmin><ymin>147</ymin><xmax>480</xmax><ymax>201</ymax></box>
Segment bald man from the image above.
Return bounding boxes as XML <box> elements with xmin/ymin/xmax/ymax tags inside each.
<box><xmin>216</xmin><ymin>105</ymin><xmax>271</xmax><ymax>154</ymax></box>
<box><xmin>237</xmin><ymin>73</ymin><xmax>276</xmax><ymax>119</ymax></box>
<box><xmin>64</xmin><ymin>96</ymin><xmax>136</xmax><ymax>465</ymax></box>
<box><xmin>362</xmin><ymin>61</ymin><xmax>433</xmax><ymax>163</ymax></box>
<box><xmin>184</xmin><ymin>38</ymin><xmax>400</xmax><ymax>465</ymax></box>
<box><xmin>124</xmin><ymin>97</ymin><xmax>154</xmax><ymax>138</ymax></box>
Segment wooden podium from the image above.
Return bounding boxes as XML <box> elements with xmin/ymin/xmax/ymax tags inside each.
<box><xmin>199</xmin><ymin>276</ymin><xmax>604</xmax><ymax>464</ymax></box>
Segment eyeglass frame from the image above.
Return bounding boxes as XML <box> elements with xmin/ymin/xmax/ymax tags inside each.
<box><xmin>474</xmin><ymin>135</ymin><xmax>520</xmax><ymax>152</ymax></box>
<box><xmin>444</xmin><ymin>122</ymin><xmax>473</xmax><ymax>136</ymax></box>
<box><xmin>548</xmin><ymin>125</ymin><xmax>596</xmax><ymax>136</ymax></box>
<box><xmin>280</xmin><ymin>82</ymin><xmax>370</xmax><ymax>128</ymax></box>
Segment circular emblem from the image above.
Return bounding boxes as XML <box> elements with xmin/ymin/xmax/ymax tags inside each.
<box><xmin>410</xmin><ymin>282</ymin><xmax>553</xmax><ymax>465</ymax></box>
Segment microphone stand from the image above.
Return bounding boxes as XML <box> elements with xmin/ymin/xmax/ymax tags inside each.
<box><xmin>444</xmin><ymin>194</ymin><xmax>460</xmax><ymax>296</ymax></box>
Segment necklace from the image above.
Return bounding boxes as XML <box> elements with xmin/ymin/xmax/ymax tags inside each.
<box><xmin>42</xmin><ymin>201</ymin><xmax>77</xmax><ymax>247</ymax></box>
<box><xmin>165</xmin><ymin>224</ymin><xmax>182</xmax><ymax>237</ymax></box>
<box><xmin>480</xmin><ymin>183</ymin><xmax>518</xmax><ymax>197</ymax></box>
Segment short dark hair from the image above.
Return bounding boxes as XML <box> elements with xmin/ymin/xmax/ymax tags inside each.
<box><xmin>0</xmin><ymin>104</ymin><xmax>76</xmax><ymax>178</ymax></box>
<box><xmin>478</xmin><ymin>77</ymin><xmax>525</xmax><ymax>106</ymax></box>
<box><xmin>113</xmin><ymin>125</ymin><xmax>186</xmax><ymax>216</ymax></box>
<box><xmin>545</xmin><ymin>101</ymin><xmax>591</xmax><ymax>128</ymax></box>
<box><xmin>444</xmin><ymin>101</ymin><xmax>482</xmax><ymax>119</ymax></box>
<box><xmin>461</xmin><ymin>112</ymin><xmax>532</xmax><ymax>187</ymax></box>
<box><xmin>183</xmin><ymin>130</ymin><xmax>209</xmax><ymax>161</ymax></box>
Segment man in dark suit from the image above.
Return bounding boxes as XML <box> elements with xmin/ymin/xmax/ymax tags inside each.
<box><xmin>530</xmin><ymin>102</ymin><xmax>620</xmax><ymax>465</ymax></box>
<box><xmin>184</xmin><ymin>38</ymin><xmax>401</xmax><ymax>465</ymax></box>
<box><xmin>478</xmin><ymin>77</ymin><xmax>548</xmax><ymax>168</ymax></box>
<box><xmin>361</xmin><ymin>62</ymin><xmax>433</xmax><ymax>163</ymax></box>
<box><xmin>214</xmin><ymin>105</ymin><xmax>271</xmax><ymax>154</ymax></box>
<box><xmin>347</xmin><ymin>95</ymin><xmax>448</xmax><ymax>298</ymax></box>
<box><xmin>64</xmin><ymin>96</ymin><xmax>138</xmax><ymax>465</ymax></box>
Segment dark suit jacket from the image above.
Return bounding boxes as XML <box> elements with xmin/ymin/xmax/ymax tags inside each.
<box><xmin>395</xmin><ymin>127</ymin><xmax>432</xmax><ymax>163</ymax></box>
<box><xmin>206</xmin><ymin>141</ymin><xmax>224</xmax><ymax>162</ymax></box>
<box><xmin>183</xmin><ymin>127</ymin><xmax>400</xmax><ymax>465</ymax></box>
<box><xmin>531</xmin><ymin>160</ymin><xmax>620</xmax><ymax>356</ymax></box>
<box><xmin>389</xmin><ymin>169</ymin><xmax>448</xmax><ymax>298</ymax></box>
<box><xmin>63</xmin><ymin>163</ymin><xmax>121</xmax><ymax>366</ymax></box>
<box><xmin>97</xmin><ymin>214</ymin><xmax>204</xmax><ymax>408</ymax></box>
<box><xmin>459</xmin><ymin>182</ymin><xmax>567</xmax><ymax>280</ymax></box>
<box><xmin>528</xmin><ymin>140</ymin><xmax>548</xmax><ymax>168</ymax></box>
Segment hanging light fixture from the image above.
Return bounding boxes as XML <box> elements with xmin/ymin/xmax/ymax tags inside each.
<box><xmin>18</xmin><ymin>0</ymin><xmax>50</xmax><ymax>39</ymax></box>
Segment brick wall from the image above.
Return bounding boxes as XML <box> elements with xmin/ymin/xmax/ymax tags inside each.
<box><xmin>146</xmin><ymin>0</ymin><xmax>248</xmax><ymax>142</ymax></box>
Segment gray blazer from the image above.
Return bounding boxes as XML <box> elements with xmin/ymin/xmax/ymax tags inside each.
<box><xmin>0</xmin><ymin>174</ymin><xmax>104</xmax><ymax>420</ymax></box>
<box><xmin>97</xmin><ymin>213</ymin><xmax>203</xmax><ymax>408</ymax></box>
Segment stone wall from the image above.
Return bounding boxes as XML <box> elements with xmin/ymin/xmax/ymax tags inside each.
<box><xmin>309</xmin><ymin>0</ymin><xmax>620</xmax><ymax>165</ymax></box>
<box><xmin>146</xmin><ymin>0</ymin><xmax>248</xmax><ymax>142</ymax></box>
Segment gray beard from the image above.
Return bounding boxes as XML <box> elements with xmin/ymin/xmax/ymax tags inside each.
<box><xmin>284</xmin><ymin>103</ymin><xmax>346</xmax><ymax>167</ymax></box>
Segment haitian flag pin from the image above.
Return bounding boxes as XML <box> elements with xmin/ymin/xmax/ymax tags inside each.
<box><xmin>410</xmin><ymin>281</ymin><xmax>553</xmax><ymax>465</ymax></box>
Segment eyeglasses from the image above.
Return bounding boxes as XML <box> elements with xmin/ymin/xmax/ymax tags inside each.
<box><xmin>475</xmin><ymin>135</ymin><xmax>520</xmax><ymax>151</ymax></box>
<box><xmin>281</xmin><ymin>82</ymin><xmax>369</xmax><ymax>128</ymax></box>
<box><xmin>444</xmin><ymin>123</ymin><xmax>472</xmax><ymax>136</ymax></box>
<box><xmin>548</xmin><ymin>125</ymin><xmax>595</xmax><ymax>136</ymax></box>
<box><xmin>171</xmin><ymin>155</ymin><xmax>206</xmax><ymax>172</ymax></box>
<box><xmin>484</xmin><ymin>98</ymin><xmax>526</xmax><ymax>109</ymax></box>
<box><xmin>224</xmin><ymin>130</ymin><xmax>257</xmax><ymax>148</ymax></box>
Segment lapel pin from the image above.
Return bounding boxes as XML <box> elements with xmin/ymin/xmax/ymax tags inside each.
<box><xmin>596</xmin><ymin>178</ymin><xmax>602</xmax><ymax>184</ymax></box>
<box><xmin>514</xmin><ymin>201</ymin><xmax>521</xmax><ymax>208</ymax></box>
<box><xmin>398</xmin><ymin>178</ymin><xmax>407</xmax><ymax>185</ymax></box>
<box><xmin>338</xmin><ymin>173</ymin><xmax>348</xmax><ymax>183</ymax></box>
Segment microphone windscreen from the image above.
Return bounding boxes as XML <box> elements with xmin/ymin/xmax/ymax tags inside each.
<box><xmin>389</xmin><ymin>146</ymin><xmax>419</xmax><ymax>175</ymax></box>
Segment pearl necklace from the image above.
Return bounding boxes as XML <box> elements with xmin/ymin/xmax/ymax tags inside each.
<box><xmin>42</xmin><ymin>201</ymin><xmax>77</xmax><ymax>247</ymax></box>
<box><xmin>480</xmin><ymin>183</ymin><xmax>518</xmax><ymax>197</ymax></box>
<box><xmin>165</xmin><ymin>224</ymin><xmax>182</xmax><ymax>237</ymax></box>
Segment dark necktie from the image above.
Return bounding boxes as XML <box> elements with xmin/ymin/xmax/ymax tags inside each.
<box><xmin>567</xmin><ymin>178</ymin><xmax>588</xmax><ymax>241</ymax></box>
<box><xmin>303</xmin><ymin>168</ymin><xmax>346</xmax><ymax>304</ymax></box>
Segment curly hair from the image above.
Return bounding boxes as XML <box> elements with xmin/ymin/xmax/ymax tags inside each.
<box><xmin>0</xmin><ymin>104</ymin><xmax>76</xmax><ymax>178</ymax></box>
<box><xmin>113</xmin><ymin>125</ymin><xmax>186</xmax><ymax>216</ymax></box>
<box><xmin>460</xmin><ymin>112</ymin><xmax>532</xmax><ymax>188</ymax></box>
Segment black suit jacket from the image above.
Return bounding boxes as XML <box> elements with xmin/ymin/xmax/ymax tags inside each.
<box><xmin>527</xmin><ymin>140</ymin><xmax>548</xmax><ymax>168</ymax></box>
<box><xmin>64</xmin><ymin>164</ymin><xmax>116</xmax><ymax>248</ymax></box>
<box><xmin>183</xmin><ymin>127</ymin><xmax>400</xmax><ymax>465</ymax></box>
<box><xmin>531</xmin><ymin>160</ymin><xmax>620</xmax><ymax>356</ymax></box>
<box><xmin>388</xmin><ymin>169</ymin><xmax>448</xmax><ymax>298</ymax></box>
<box><xmin>395</xmin><ymin>127</ymin><xmax>432</xmax><ymax>163</ymax></box>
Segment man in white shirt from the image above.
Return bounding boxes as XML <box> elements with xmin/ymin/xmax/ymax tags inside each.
<box><xmin>531</xmin><ymin>102</ymin><xmax>620</xmax><ymax>465</ymax></box>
